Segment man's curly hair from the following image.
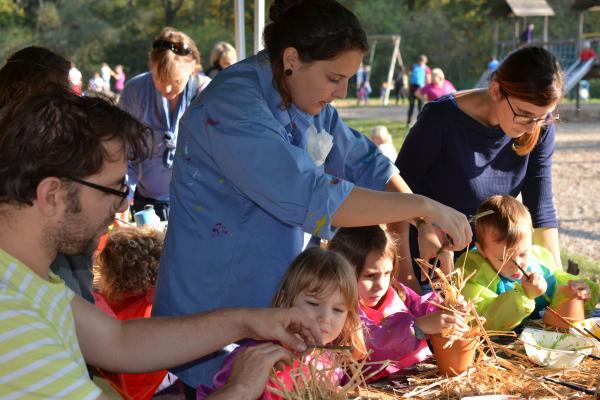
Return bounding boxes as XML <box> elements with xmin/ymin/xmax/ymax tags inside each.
<box><xmin>94</xmin><ymin>227</ymin><xmax>165</xmax><ymax>304</ymax></box>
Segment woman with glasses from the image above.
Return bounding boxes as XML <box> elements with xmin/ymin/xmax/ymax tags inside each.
<box><xmin>154</xmin><ymin>0</ymin><xmax>472</xmax><ymax>395</ymax></box>
<box><xmin>119</xmin><ymin>27</ymin><xmax>211</xmax><ymax>221</ymax></box>
<box><xmin>395</xmin><ymin>46</ymin><xmax>563</xmax><ymax>285</ymax></box>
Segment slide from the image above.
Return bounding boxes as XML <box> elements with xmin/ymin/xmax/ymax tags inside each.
<box><xmin>474</xmin><ymin>70</ymin><xmax>492</xmax><ymax>88</ymax></box>
<box><xmin>564</xmin><ymin>58</ymin><xmax>596</xmax><ymax>93</ymax></box>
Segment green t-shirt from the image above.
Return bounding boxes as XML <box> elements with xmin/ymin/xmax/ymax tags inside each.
<box><xmin>0</xmin><ymin>249</ymin><xmax>101</xmax><ymax>399</ymax></box>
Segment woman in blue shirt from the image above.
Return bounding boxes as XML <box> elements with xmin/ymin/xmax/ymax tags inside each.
<box><xmin>120</xmin><ymin>27</ymin><xmax>210</xmax><ymax>220</ymax></box>
<box><xmin>154</xmin><ymin>0</ymin><xmax>471</xmax><ymax>392</ymax></box>
<box><xmin>396</xmin><ymin>46</ymin><xmax>563</xmax><ymax>283</ymax></box>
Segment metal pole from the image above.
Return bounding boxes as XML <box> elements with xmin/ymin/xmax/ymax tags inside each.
<box><xmin>383</xmin><ymin>36</ymin><xmax>400</xmax><ymax>106</ymax></box>
<box><xmin>254</xmin><ymin>0</ymin><xmax>265</xmax><ymax>54</ymax></box>
<box><xmin>543</xmin><ymin>16</ymin><xmax>549</xmax><ymax>48</ymax></box>
<box><xmin>234</xmin><ymin>0</ymin><xmax>246</xmax><ymax>60</ymax></box>
<box><xmin>368</xmin><ymin>40</ymin><xmax>377</xmax><ymax>67</ymax></box>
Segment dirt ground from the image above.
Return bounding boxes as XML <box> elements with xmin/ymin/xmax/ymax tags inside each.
<box><xmin>338</xmin><ymin>104</ymin><xmax>600</xmax><ymax>262</ymax></box>
<box><xmin>553</xmin><ymin>119</ymin><xmax>600</xmax><ymax>262</ymax></box>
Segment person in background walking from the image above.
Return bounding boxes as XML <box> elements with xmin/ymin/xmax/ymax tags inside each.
<box><xmin>406</xmin><ymin>54</ymin><xmax>429</xmax><ymax>126</ymax></box>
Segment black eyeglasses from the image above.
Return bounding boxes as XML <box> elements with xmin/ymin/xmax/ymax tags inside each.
<box><xmin>67</xmin><ymin>176</ymin><xmax>129</xmax><ymax>199</ymax></box>
<box><xmin>152</xmin><ymin>40</ymin><xmax>193</xmax><ymax>56</ymax></box>
<box><xmin>505</xmin><ymin>96</ymin><xmax>559</xmax><ymax>127</ymax></box>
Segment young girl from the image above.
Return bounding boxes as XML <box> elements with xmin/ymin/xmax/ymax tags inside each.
<box><xmin>196</xmin><ymin>247</ymin><xmax>366</xmax><ymax>399</ymax></box>
<box><xmin>93</xmin><ymin>227</ymin><xmax>172</xmax><ymax>400</ymax></box>
<box><xmin>328</xmin><ymin>226</ymin><xmax>468</xmax><ymax>381</ymax></box>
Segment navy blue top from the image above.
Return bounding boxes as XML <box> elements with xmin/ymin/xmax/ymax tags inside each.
<box><xmin>396</xmin><ymin>95</ymin><xmax>557</xmax><ymax>260</ymax></box>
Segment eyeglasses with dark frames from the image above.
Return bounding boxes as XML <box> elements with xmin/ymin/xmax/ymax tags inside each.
<box><xmin>152</xmin><ymin>40</ymin><xmax>193</xmax><ymax>56</ymax></box>
<box><xmin>67</xmin><ymin>176</ymin><xmax>129</xmax><ymax>199</ymax></box>
<box><xmin>505</xmin><ymin>96</ymin><xmax>559</xmax><ymax>127</ymax></box>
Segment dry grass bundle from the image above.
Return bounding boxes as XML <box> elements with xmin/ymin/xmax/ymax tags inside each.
<box><xmin>415</xmin><ymin>257</ymin><xmax>483</xmax><ymax>345</ymax></box>
<box><xmin>361</xmin><ymin>340</ymin><xmax>600</xmax><ymax>399</ymax></box>
<box><xmin>266</xmin><ymin>348</ymin><xmax>389</xmax><ymax>400</ymax></box>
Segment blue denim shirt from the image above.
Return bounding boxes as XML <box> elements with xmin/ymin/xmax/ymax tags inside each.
<box><xmin>153</xmin><ymin>51</ymin><xmax>397</xmax><ymax>386</ymax></box>
<box><xmin>120</xmin><ymin>72</ymin><xmax>203</xmax><ymax>201</ymax></box>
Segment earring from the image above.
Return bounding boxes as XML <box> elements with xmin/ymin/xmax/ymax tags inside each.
<box><xmin>284</xmin><ymin>68</ymin><xmax>292</xmax><ymax>76</ymax></box>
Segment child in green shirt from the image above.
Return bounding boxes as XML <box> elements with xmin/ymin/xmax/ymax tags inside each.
<box><xmin>457</xmin><ymin>195</ymin><xmax>598</xmax><ymax>331</ymax></box>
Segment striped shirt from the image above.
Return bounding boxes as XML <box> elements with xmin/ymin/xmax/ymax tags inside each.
<box><xmin>0</xmin><ymin>249</ymin><xmax>101</xmax><ymax>399</ymax></box>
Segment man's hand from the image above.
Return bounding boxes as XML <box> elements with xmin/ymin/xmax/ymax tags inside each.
<box><xmin>207</xmin><ymin>343</ymin><xmax>293</xmax><ymax>400</ymax></box>
<box><xmin>242</xmin><ymin>307</ymin><xmax>323</xmax><ymax>352</ymax></box>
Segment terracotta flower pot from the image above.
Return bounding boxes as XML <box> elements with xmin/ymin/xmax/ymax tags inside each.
<box><xmin>430</xmin><ymin>335</ymin><xmax>478</xmax><ymax>376</ymax></box>
<box><xmin>543</xmin><ymin>285</ymin><xmax>586</xmax><ymax>329</ymax></box>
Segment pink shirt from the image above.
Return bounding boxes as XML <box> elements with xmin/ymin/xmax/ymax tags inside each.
<box><xmin>360</xmin><ymin>285</ymin><xmax>438</xmax><ymax>381</ymax></box>
<box><xmin>419</xmin><ymin>80</ymin><xmax>456</xmax><ymax>101</ymax></box>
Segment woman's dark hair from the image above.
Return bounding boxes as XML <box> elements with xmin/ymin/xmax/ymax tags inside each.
<box><xmin>492</xmin><ymin>46</ymin><xmax>563</xmax><ymax>155</ymax></box>
<box><xmin>328</xmin><ymin>226</ymin><xmax>404</xmax><ymax>299</ymax></box>
<box><xmin>263</xmin><ymin>0</ymin><xmax>369</xmax><ymax>107</ymax></box>
<box><xmin>0</xmin><ymin>89</ymin><xmax>152</xmax><ymax>206</ymax></box>
<box><xmin>0</xmin><ymin>46</ymin><xmax>70</xmax><ymax>110</ymax></box>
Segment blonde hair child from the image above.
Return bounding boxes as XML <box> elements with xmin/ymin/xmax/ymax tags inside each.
<box><xmin>329</xmin><ymin>226</ymin><xmax>468</xmax><ymax>381</ymax></box>
<box><xmin>197</xmin><ymin>247</ymin><xmax>366</xmax><ymax>399</ymax></box>
<box><xmin>370</xmin><ymin>125</ymin><xmax>397</xmax><ymax>162</ymax></box>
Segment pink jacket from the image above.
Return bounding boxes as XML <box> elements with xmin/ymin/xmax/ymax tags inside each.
<box><xmin>360</xmin><ymin>284</ymin><xmax>437</xmax><ymax>381</ymax></box>
<box><xmin>196</xmin><ymin>341</ymin><xmax>343</xmax><ymax>400</ymax></box>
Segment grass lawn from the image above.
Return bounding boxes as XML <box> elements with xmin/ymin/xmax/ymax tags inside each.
<box><xmin>344</xmin><ymin>115</ymin><xmax>600</xmax><ymax>284</ymax></box>
<box><xmin>345</xmin><ymin>117</ymin><xmax>409</xmax><ymax>151</ymax></box>
<box><xmin>562</xmin><ymin>250</ymin><xmax>600</xmax><ymax>285</ymax></box>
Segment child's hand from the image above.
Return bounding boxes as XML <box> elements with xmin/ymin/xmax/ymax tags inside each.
<box><xmin>213</xmin><ymin>343</ymin><xmax>292</xmax><ymax>400</ymax></box>
<box><xmin>415</xmin><ymin>311</ymin><xmax>469</xmax><ymax>336</ymax></box>
<box><xmin>522</xmin><ymin>271</ymin><xmax>547</xmax><ymax>299</ymax></box>
<box><xmin>567</xmin><ymin>280</ymin><xmax>592</xmax><ymax>300</ymax></box>
<box><xmin>454</xmin><ymin>295</ymin><xmax>468</xmax><ymax>314</ymax></box>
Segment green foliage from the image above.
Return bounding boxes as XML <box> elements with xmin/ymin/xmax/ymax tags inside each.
<box><xmin>0</xmin><ymin>0</ymin><xmax>598</xmax><ymax>96</ymax></box>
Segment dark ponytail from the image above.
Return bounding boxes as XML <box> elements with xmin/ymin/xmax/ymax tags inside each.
<box><xmin>263</xmin><ymin>0</ymin><xmax>368</xmax><ymax>108</ymax></box>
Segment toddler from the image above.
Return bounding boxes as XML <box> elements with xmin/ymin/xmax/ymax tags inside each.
<box><xmin>93</xmin><ymin>227</ymin><xmax>170</xmax><ymax>400</ymax></box>
<box><xmin>197</xmin><ymin>247</ymin><xmax>366</xmax><ymax>399</ymax></box>
<box><xmin>371</xmin><ymin>125</ymin><xmax>397</xmax><ymax>162</ymax></box>
<box><xmin>458</xmin><ymin>195</ymin><xmax>598</xmax><ymax>331</ymax></box>
<box><xmin>329</xmin><ymin>226</ymin><xmax>468</xmax><ymax>381</ymax></box>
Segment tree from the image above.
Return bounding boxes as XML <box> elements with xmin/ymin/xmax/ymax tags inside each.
<box><xmin>161</xmin><ymin>0</ymin><xmax>184</xmax><ymax>26</ymax></box>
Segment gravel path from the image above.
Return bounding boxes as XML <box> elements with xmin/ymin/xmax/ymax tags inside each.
<box><xmin>553</xmin><ymin>121</ymin><xmax>600</xmax><ymax>261</ymax></box>
<box><xmin>338</xmin><ymin>104</ymin><xmax>600</xmax><ymax>262</ymax></box>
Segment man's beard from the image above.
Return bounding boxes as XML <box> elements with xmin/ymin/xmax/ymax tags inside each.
<box><xmin>43</xmin><ymin>186</ymin><xmax>113</xmax><ymax>256</ymax></box>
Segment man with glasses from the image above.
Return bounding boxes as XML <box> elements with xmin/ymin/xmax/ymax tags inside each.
<box><xmin>0</xmin><ymin>90</ymin><xmax>322</xmax><ymax>399</ymax></box>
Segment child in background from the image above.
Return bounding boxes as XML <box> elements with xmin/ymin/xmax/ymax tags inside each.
<box><xmin>197</xmin><ymin>247</ymin><xmax>366</xmax><ymax>399</ymax></box>
<box><xmin>458</xmin><ymin>195</ymin><xmax>598</xmax><ymax>331</ymax></box>
<box><xmin>371</xmin><ymin>125</ymin><xmax>397</xmax><ymax>162</ymax></box>
<box><xmin>93</xmin><ymin>227</ymin><xmax>171</xmax><ymax>400</ymax></box>
<box><xmin>329</xmin><ymin>226</ymin><xmax>468</xmax><ymax>381</ymax></box>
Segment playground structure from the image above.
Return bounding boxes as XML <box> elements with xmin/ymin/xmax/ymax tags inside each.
<box><xmin>365</xmin><ymin>35</ymin><xmax>403</xmax><ymax>106</ymax></box>
<box><xmin>482</xmin><ymin>0</ymin><xmax>600</xmax><ymax>107</ymax></box>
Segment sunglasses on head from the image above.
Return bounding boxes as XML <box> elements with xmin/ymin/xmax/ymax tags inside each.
<box><xmin>152</xmin><ymin>40</ymin><xmax>192</xmax><ymax>56</ymax></box>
